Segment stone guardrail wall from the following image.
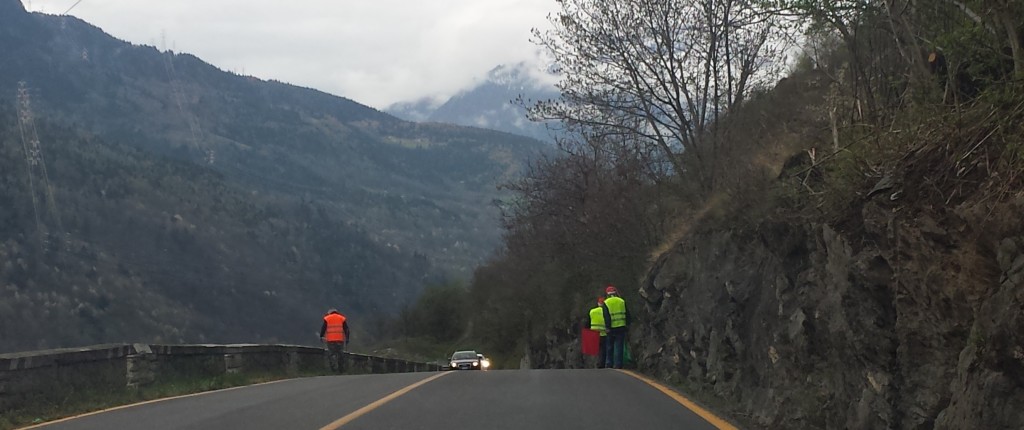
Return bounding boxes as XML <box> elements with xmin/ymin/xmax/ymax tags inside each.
<box><xmin>0</xmin><ymin>343</ymin><xmax>441</xmax><ymax>416</ymax></box>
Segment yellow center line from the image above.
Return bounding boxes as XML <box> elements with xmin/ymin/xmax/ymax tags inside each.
<box><xmin>616</xmin><ymin>369</ymin><xmax>738</xmax><ymax>430</ymax></box>
<box><xmin>319</xmin><ymin>371</ymin><xmax>451</xmax><ymax>430</ymax></box>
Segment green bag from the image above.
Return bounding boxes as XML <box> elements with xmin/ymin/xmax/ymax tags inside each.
<box><xmin>623</xmin><ymin>341</ymin><xmax>633</xmax><ymax>364</ymax></box>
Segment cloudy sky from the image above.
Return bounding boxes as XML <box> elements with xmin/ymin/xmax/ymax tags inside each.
<box><xmin>22</xmin><ymin>0</ymin><xmax>557</xmax><ymax>109</ymax></box>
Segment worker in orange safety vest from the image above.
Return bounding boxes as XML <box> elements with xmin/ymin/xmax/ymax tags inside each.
<box><xmin>320</xmin><ymin>308</ymin><xmax>350</xmax><ymax>372</ymax></box>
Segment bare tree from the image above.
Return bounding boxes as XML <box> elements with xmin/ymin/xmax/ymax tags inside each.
<box><xmin>500</xmin><ymin>130</ymin><xmax>668</xmax><ymax>261</ymax></box>
<box><xmin>530</xmin><ymin>0</ymin><xmax>789</xmax><ymax>196</ymax></box>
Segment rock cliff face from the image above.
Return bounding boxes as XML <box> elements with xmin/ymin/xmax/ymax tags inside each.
<box><xmin>635</xmin><ymin>195</ymin><xmax>1024</xmax><ymax>429</ymax></box>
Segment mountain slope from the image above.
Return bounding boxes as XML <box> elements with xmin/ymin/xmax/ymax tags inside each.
<box><xmin>0</xmin><ymin>0</ymin><xmax>544</xmax><ymax>352</ymax></box>
<box><xmin>1</xmin><ymin>1</ymin><xmax>546</xmax><ymax>273</ymax></box>
<box><xmin>0</xmin><ymin>110</ymin><xmax>430</xmax><ymax>349</ymax></box>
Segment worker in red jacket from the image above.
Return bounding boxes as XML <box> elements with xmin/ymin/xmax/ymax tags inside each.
<box><xmin>586</xmin><ymin>296</ymin><xmax>609</xmax><ymax>368</ymax></box>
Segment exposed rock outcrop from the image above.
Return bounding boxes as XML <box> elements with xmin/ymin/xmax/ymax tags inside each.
<box><xmin>633</xmin><ymin>196</ymin><xmax>1024</xmax><ymax>429</ymax></box>
<box><xmin>522</xmin><ymin>187</ymin><xmax>1024</xmax><ymax>429</ymax></box>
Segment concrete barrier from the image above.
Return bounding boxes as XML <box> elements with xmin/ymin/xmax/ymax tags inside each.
<box><xmin>0</xmin><ymin>343</ymin><xmax>441</xmax><ymax>417</ymax></box>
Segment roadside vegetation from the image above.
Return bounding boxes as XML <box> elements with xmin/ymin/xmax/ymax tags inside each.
<box><xmin>365</xmin><ymin>282</ymin><xmax>477</xmax><ymax>365</ymax></box>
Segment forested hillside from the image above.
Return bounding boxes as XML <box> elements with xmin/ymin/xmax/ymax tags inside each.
<box><xmin>0</xmin><ymin>108</ymin><xmax>433</xmax><ymax>349</ymax></box>
<box><xmin>0</xmin><ymin>0</ymin><xmax>544</xmax><ymax>352</ymax></box>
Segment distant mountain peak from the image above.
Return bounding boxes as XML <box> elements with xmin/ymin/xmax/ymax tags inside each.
<box><xmin>387</xmin><ymin>63</ymin><xmax>560</xmax><ymax>142</ymax></box>
<box><xmin>486</xmin><ymin>63</ymin><xmax>528</xmax><ymax>88</ymax></box>
<box><xmin>485</xmin><ymin>62</ymin><xmax>559</xmax><ymax>92</ymax></box>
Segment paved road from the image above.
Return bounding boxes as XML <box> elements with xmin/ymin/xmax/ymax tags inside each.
<box><xmin>31</xmin><ymin>370</ymin><xmax>731</xmax><ymax>430</ymax></box>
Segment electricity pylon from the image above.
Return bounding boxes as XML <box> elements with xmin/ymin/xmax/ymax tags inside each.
<box><xmin>163</xmin><ymin>50</ymin><xmax>214</xmax><ymax>164</ymax></box>
<box><xmin>16</xmin><ymin>81</ymin><xmax>64</xmax><ymax>247</ymax></box>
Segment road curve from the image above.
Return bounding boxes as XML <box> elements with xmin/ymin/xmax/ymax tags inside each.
<box><xmin>29</xmin><ymin>369</ymin><xmax>732</xmax><ymax>430</ymax></box>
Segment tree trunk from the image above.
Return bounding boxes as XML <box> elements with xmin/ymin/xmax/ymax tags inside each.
<box><xmin>1001</xmin><ymin>17</ymin><xmax>1024</xmax><ymax>78</ymax></box>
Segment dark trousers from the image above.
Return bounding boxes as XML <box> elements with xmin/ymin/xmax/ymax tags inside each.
<box><xmin>607</xmin><ymin>328</ymin><xmax>626</xmax><ymax>368</ymax></box>
<box><xmin>596</xmin><ymin>335</ymin><xmax>607</xmax><ymax>368</ymax></box>
<box><xmin>326</xmin><ymin>341</ymin><xmax>346</xmax><ymax>372</ymax></box>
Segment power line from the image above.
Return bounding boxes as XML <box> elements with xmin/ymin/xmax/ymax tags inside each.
<box><xmin>63</xmin><ymin>0</ymin><xmax>83</xmax><ymax>15</ymax></box>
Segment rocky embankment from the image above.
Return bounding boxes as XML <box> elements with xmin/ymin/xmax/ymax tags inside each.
<box><xmin>635</xmin><ymin>193</ymin><xmax>1024</xmax><ymax>429</ymax></box>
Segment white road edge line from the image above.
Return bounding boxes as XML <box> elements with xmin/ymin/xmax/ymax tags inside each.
<box><xmin>19</xmin><ymin>378</ymin><xmax>292</xmax><ymax>429</ymax></box>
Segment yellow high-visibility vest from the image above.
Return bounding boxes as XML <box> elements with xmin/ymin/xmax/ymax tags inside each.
<box><xmin>589</xmin><ymin>306</ymin><xmax>607</xmax><ymax>336</ymax></box>
<box><xmin>605</xmin><ymin>296</ymin><xmax>627</xmax><ymax>328</ymax></box>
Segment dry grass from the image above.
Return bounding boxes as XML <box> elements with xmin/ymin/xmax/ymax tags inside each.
<box><xmin>645</xmin><ymin>69</ymin><xmax>833</xmax><ymax>263</ymax></box>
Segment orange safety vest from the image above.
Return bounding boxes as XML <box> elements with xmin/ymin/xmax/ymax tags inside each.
<box><xmin>323</xmin><ymin>313</ymin><xmax>347</xmax><ymax>342</ymax></box>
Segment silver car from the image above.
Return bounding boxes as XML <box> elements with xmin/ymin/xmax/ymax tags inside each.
<box><xmin>449</xmin><ymin>350</ymin><xmax>482</xmax><ymax>370</ymax></box>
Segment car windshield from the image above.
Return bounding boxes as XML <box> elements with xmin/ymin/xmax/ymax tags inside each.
<box><xmin>452</xmin><ymin>351</ymin><xmax>477</xmax><ymax>360</ymax></box>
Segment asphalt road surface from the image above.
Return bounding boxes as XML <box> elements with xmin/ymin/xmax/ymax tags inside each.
<box><xmin>30</xmin><ymin>369</ymin><xmax>733</xmax><ymax>430</ymax></box>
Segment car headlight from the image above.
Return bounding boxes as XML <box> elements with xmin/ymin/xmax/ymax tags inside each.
<box><xmin>481</xmin><ymin>359</ymin><xmax>490</xmax><ymax>368</ymax></box>
<box><xmin>473</xmin><ymin>361</ymin><xmax>479</xmax><ymax>366</ymax></box>
<box><xmin>450</xmin><ymin>362</ymin><xmax>457</xmax><ymax>368</ymax></box>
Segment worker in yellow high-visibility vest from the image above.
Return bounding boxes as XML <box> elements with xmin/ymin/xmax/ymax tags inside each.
<box><xmin>602</xmin><ymin>285</ymin><xmax>630</xmax><ymax>369</ymax></box>
<box><xmin>587</xmin><ymin>296</ymin><xmax>609</xmax><ymax>368</ymax></box>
